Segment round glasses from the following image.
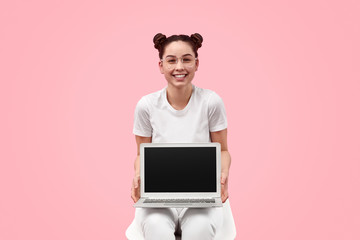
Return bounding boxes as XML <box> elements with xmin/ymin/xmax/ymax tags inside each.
<box><xmin>161</xmin><ymin>55</ymin><xmax>197</xmax><ymax>70</ymax></box>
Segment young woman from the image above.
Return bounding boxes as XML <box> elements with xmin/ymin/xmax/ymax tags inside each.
<box><xmin>131</xmin><ymin>33</ymin><xmax>231</xmax><ymax>240</ymax></box>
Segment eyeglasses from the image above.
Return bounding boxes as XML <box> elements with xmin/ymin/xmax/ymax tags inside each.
<box><xmin>161</xmin><ymin>55</ymin><xmax>197</xmax><ymax>70</ymax></box>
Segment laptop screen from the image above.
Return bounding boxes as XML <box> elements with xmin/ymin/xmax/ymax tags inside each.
<box><xmin>144</xmin><ymin>147</ymin><xmax>217</xmax><ymax>192</ymax></box>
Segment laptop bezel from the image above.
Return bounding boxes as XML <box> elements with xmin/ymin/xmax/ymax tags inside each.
<box><xmin>140</xmin><ymin>142</ymin><xmax>221</xmax><ymax>199</ymax></box>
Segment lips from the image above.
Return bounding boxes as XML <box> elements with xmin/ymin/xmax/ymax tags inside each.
<box><xmin>174</xmin><ymin>74</ymin><xmax>186</xmax><ymax>78</ymax></box>
<box><xmin>173</xmin><ymin>74</ymin><xmax>187</xmax><ymax>80</ymax></box>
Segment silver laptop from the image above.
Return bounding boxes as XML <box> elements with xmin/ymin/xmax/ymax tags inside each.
<box><xmin>133</xmin><ymin>142</ymin><xmax>222</xmax><ymax>208</ymax></box>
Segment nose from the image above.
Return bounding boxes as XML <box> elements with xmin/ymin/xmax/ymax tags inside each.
<box><xmin>174</xmin><ymin>59</ymin><xmax>185</xmax><ymax>70</ymax></box>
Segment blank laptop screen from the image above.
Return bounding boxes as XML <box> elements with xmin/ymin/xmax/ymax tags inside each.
<box><xmin>144</xmin><ymin>147</ymin><xmax>217</xmax><ymax>192</ymax></box>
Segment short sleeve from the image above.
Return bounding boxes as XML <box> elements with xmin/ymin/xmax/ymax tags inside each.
<box><xmin>208</xmin><ymin>92</ymin><xmax>228</xmax><ymax>132</ymax></box>
<box><xmin>133</xmin><ymin>97</ymin><xmax>152</xmax><ymax>137</ymax></box>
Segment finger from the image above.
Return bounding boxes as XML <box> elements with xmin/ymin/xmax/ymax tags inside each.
<box><xmin>221</xmin><ymin>174</ymin><xmax>228</xmax><ymax>184</ymax></box>
<box><xmin>131</xmin><ymin>184</ymin><xmax>141</xmax><ymax>203</ymax></box>
<box><xmin>131</xmin><ymin>190</ymin><xmax>139</xmax><ymax>203</ymax></box>
<box><xmin>131</xmin><ymin>190</ymin><xmax>136</xmax><ymax>202</ymax></box>
<box><xmin>137</xmin><ymin>178</ymin><xmax>140</xmax><ymax>188</ymax></box>
<box><xmin>222</xmin><ymin>191</ymin><xmax>229</xmax><ymax>203</ymax></box>
<box><xmin>133</xmin><ymin>177</ymin><xmax>140</xmax><ymax>188</ymax></box>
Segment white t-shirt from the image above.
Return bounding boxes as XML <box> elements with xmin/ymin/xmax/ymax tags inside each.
<box><xmin>133</xmin><ymin>85</ymin><xmax>227</xmax><ymax>143</ymax></box>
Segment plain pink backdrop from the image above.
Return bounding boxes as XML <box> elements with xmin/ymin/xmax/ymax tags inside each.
<box><xmin>1</xmin><ymin>0</ymin><xmax>359</xmax><ymax>239</ymax></box>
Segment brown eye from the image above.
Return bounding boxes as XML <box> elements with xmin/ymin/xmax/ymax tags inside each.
<box><xmin>166</xmin><ymin>58</ymin><xmax>176</xmax><ymax>64</ymax></box>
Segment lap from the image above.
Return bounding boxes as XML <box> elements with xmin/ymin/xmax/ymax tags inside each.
<box><xmin>136</xmin><ymin>208</ymin><xmax>178</xmax><ymax>226</ymax></box>
<box><xmin>180</xmin><ymin>208</ymin><xmax>223</xmax><ymax>229</ymax></box>
<box><xmin>135</xmin><ymin>207</ymin><xmax>223</xmax><ymax>229</ymax></box>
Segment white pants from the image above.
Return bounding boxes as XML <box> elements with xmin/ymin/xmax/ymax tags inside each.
<box><xmin>135</xmin><ymin>207</ymin><xmax>223</xmax><ymax>240</ymax></box>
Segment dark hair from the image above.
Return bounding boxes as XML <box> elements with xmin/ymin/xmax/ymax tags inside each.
<box><xmin>153</xmin><ymin>33</ymin><xmax>203</xmax><ymax>59</ymax></box>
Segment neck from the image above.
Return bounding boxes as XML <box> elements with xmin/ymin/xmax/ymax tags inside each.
<box><xmin>166</xmin><ymin>84</ymin><xmax>193</xmax><ymax>110</ymax></box>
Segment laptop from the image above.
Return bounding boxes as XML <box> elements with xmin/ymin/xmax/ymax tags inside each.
<box><xmin>133</xmin><ymin>142</ymin><xmax>223</xmax><ymax>208</ymax></box>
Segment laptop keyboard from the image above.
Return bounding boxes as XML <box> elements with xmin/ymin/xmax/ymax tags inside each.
<box><xmin>144</xmin><ymin>199</ymin><xmax>215</xmax><ymax>203</ymax></box>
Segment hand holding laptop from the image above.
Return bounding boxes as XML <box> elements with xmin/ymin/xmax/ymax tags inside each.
<box><xmin>221</xmin><ymin>172</ymin><xmax>229</xmax><ymax>203</ymax></box>
<box><xmin>131</xmin><ymin>175</ymin><xmax>140</xmax><ymax>203</ymax></box>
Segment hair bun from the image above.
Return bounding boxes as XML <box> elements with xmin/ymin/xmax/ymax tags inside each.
<box><xmin>153</xmin><ymin>33</ymin><xmax>167</xmax><ymax>50</ymax></box>
<box><xmin>190</xmin><ymin>33</ymin><xmax>203</xmax><ymax>48</ymax></box>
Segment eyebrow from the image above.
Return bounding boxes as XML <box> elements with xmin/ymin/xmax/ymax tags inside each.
<box><xmin>165</xmin><ymin>54</ymin><xmax>194</xmax><ymax>58</ymax></box>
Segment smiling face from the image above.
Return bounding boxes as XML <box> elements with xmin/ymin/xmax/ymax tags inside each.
<box><xmin>159</xmin><ymin>41</ymin><xmax>199</xmax><ymax>89</ymax></box>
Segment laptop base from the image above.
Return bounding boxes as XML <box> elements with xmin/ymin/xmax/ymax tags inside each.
<box><xmin>133</xmin><ymin>198</ymin><xmax>223</xmax><ymax>208</ymax></box>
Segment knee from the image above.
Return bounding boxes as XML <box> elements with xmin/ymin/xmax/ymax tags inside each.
<box><xmin>180</xmin><ymin>209</ymin><xmax>223</xmax><ymax>240</ymax></box>
<box><xmin>142</xmin><ymin>212</ymin><xmax>174</xmax><ymax>228</ymax></box>
<box><xmin>141</xmin><ymin>210</ymin><xmax>176</xmax><ymax>239</ymax></box>
<box><xmin>181</xmin><ymin>214</ymin><xmax>216</xmax><ymax>239</ymax></box>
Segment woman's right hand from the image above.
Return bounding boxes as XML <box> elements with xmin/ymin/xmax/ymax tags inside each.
<box><xmin>131</xmin><ymin>175</ymin><xmax>141</xmax><ymax>203</ymax></box>
<box><xmin>132</xmin><ymin>135</ymin><xmax>151</xmax><ymax>203</ymax></box>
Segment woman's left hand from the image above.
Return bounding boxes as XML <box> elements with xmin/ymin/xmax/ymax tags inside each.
<box><xmin>221</xmin><ymin>172</ymin><xmax>229</xmax><ymax>203</ymax></box>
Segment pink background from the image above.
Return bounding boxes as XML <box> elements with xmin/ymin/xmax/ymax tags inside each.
<box><xmin>1</xmin><ymin>0</ymin><xmax>359</xmax><ymax>239</ymax></box>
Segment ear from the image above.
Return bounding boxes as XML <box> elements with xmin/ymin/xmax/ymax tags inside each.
<box><xmin>158</xmin><ymin>60</ymin><xmax>164</xmax><ymax>74</ymax></box>
<box><xmin>195</xmin><ymin>58</ymin><xmax>199</xmax><ymax>71</ymax></box>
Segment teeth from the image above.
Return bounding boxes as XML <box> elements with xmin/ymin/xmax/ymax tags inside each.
<box><xmin>174</xmin><ymin>74</ymin><xmax>185</xmax><ymax>77</ymax></box>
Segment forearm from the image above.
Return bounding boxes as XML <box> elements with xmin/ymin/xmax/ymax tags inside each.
<box><xmin>221</xmin><ymin>150</ymin><xmax>231</xmax><ymax>174</ymax></box>
<box><xmin>134</xmin><ymin>155</ymin><xmax>140</xmax><ymax>177</ymax></box>
<box><xmin>210</xmin><ymin>129</ymin><xmax>230</xmax><ymax>174</ymax></box>
<box><xmin>134</xmin><ymin>136</ymin><xmax>151</xmax><ymax>178</ymax></box>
